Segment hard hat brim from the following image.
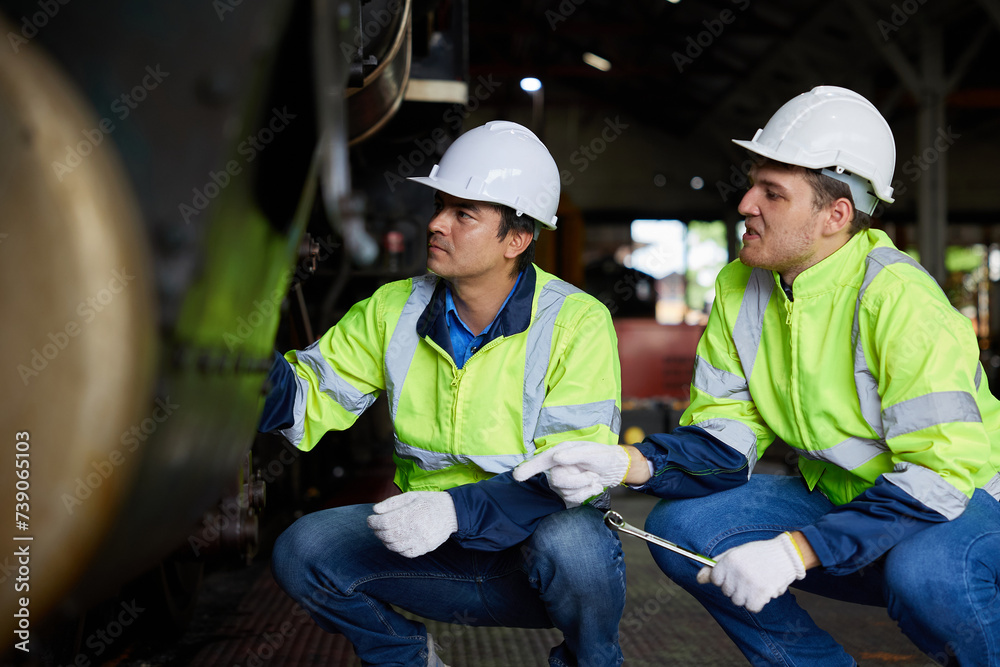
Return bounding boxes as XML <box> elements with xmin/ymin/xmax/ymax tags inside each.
<box><xmin>408</xmin><ymin>175</ymin><xmax>558</xmax><ymax>230</ymax></box>
<box><xmin>731</xmin><ymin>139</ymin><xmax>895</xmax><ymax>204</ymax></box>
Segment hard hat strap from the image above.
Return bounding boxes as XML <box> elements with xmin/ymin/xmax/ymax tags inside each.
<box><xmin>820</xmin><ymin>168</ymin><xmax>879</xmax><ymax>216</ymax></box>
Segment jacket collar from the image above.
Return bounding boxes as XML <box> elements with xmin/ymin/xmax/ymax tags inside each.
<box><xmin>774</xmin><ymin>229</ymin><xmax>887</xmax><ymax>299</ymax></box>
<box><xmin>417</xmin><ymin>265</ymin><xmax>537</xmax><ymax>351</ymax></box>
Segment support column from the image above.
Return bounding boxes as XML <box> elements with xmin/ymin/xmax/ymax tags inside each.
<box><xmin>916</xmin><ymin>22</ymin><xmax>948</xmax><ymax>285</ymax></box>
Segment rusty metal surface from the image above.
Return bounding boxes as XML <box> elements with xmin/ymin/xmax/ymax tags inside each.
<box><xmin>0</xmin><ymin>11</ymin><xmax>157</xmax><ymax>638</ymax></box>
<box><xmin>0</xmin><ymin>0</ymin><xmax>325</xmax><ymax>639</ymax></box>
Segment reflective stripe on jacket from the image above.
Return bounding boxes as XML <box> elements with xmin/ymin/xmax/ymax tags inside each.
<box><xmin>278</xmin><ymin>264</ymin><xmax>622</xmax><ymax>492</ymax></box>
<box><xmin>684</xmin><ymin>228</ymin><xmax>1000</xmax><ymax>512</ymax></box>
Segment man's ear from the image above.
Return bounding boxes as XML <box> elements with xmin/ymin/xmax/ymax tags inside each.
<box><xmin>824</xmin><ymin>197</ymin><xmax>854</xmax><ymax>236</ymax></box>
<box><xmin>504</xmin><ymin>229</ymin><xmax>533</xmax><ymax>259</ymax></box>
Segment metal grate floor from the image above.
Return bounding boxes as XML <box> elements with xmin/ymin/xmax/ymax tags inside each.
<box><xmin>120</xmin><ymin>492</ymin><xmax>933</xmax><ymax>666</ymax></box>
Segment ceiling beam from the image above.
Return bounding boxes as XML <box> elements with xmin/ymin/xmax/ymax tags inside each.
<box><xmin>845</xmin><ymin>0</ymin><xmax>920</xmax><ymax>94</ymax></box>
<box><xmin>975</xmin><ymin>0</ymin><xmax>1000</xmax><ymax>29</ymax></box>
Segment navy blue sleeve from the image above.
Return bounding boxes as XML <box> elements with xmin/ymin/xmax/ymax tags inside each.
<box><xmin>631</xmin><ymin>426</ymin><xmax>751</xmax><ymax>498</ymax></box>
<box><xmin>258</xmin><ymin>350</ymin><xmax>297</xmax><ymax>432</ymax></box>
<box><xmin>799</xmin><ymin>477</ymin><xmax>949</xmax><ymax>575</ymax></box>
<box><xmin>446</xmin><ymin>470</ymin><xmax>568</xmax><ymax>551</ymax></box>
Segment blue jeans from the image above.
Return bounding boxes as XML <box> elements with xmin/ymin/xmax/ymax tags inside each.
<box><xmin>271</xmin><ymin>503</ymin><xmax>626</xmax><ymax>667</ymax></box>
<box><xmin>645</xmin><ymin>475</ymin><xmax>1000</xmax><ymax>666</ymax></box>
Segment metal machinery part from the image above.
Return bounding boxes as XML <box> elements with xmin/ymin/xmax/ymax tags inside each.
<box><xmin>346</xmin><ymin>0</ymin><xmax>413</xmax><ymax>146</ymax></box>
<box><xmin>0</xmin><ymin>0</ymin><xmax>311</xmax><ymax>640</ymax></box>
<box><xmin>0</xmin><ymin>13</ymin><xmax>157</xmax><ymax>640</ymax></box>
<box><xmin>0</xmin><ymin>0</ymin><xmax>467</xmax><ymax>654</ymax></box>
<box><xmin>189</xmin><ymin>453</ymin><xmax>268</xmax><ymax>563</ymax></box>
<box><xmin>315</xmin><ymin>0</ymin><xmax>380</xmax><ymax>267</ymax></box>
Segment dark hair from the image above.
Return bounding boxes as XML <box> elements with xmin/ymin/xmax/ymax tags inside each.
<box><xmin>802</xmin><ymin>169</ymin><xmax>872</xmax><ymax>235</ymax></box>
<box><xmin>493</xmin><ymin>204</ymin><xmax>536</xmax><ymax>277</ymax></box>
<box><xmin>753</xmin><ymin>158</ymin><xmax>871</xmax><ymax>235</ymax></box>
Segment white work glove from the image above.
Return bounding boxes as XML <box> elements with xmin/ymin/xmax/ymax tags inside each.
<box><xmin>366</xmin><ymin>491</ymin><xmax>458</xmax><ymax>558</ymax></box>
<box><xmin>512</xmin><ymin>441</ymin><xmax>631</xmax><ymax>506</ymax></box>
<box><xmin>696</xmin><ymin>532</ymin><xmax>807</xmax><ymax>613</ymax></box>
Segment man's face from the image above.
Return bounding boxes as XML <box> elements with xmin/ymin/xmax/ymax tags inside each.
<box><xmin>426</xmin><ymin>192</ymin><xmax>510</xmax><ymax>282</ymax></box>
<box><xmin>737</xmin><ymin>164</ymin><xmax>827</xmax><ymax>276</ymax></box>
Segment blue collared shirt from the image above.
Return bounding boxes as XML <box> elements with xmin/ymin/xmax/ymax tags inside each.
<box><xmin>444</xmin><ymin>272</ymin><xmax>522</xmax><ymax>368</ymax></box>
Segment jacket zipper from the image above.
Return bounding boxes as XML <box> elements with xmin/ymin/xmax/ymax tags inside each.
<box><xmin>449</xmin><ymin>336</ymin><xmax>506</xmax><ymax>451</ymax></box>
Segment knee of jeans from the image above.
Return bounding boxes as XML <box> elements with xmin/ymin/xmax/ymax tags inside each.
<box><xmin>271</xmin><ymin>511</ymin><xmax>357</xmax><ymax>600</ymax></box>
<box><xmin>644</xmin><ymin>498</ymin><xmax>712</xmax><ymax>548</ymax></box>
<box><xmin>272</xmin><ymin>516</ymin><xmax>317</xmax><ymax>596</ymax></box>
<box><xmin>882</xmin><ymin>556</ymin><xmax>926</xmax><ymax>616</ymax></box>
<box><xmin>527</xmin><ymin>509</ymin><xmax>622</xmax><ymax>579</ymax></box>
<box><xmin>643</xmin><ymin>498</ymin><xmax>724</xmax><ymax>576</ymax></box>
<box><xmin>886</xmin><ymin>530</ymin><xmax>1000</xmax><ymax>610</ymax></box>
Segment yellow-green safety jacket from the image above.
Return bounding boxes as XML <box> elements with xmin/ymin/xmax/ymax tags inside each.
<box><xmin>261</xmin><ymin>264</ymin><xmax>621</xmax><ymax>548</ymax></box>
<box><xmin>634</xmin><ymin>229</ymin><xmax>1000</xmax><ymax>573</ymax></box>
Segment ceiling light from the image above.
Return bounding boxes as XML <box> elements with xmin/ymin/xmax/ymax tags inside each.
<box><xmin>520</xmin><ymin>77</ymin><xmax>542</xmax><ymax>92</ymax></box>
<box><xmin>583</xmin><ymin>52</ymin><xmax>612</xmax><ymax>72</ymax></box>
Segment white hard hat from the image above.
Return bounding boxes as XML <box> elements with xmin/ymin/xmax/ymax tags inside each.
<box><xmin>409</xmin><ymin>120</ymin><xmax>561</xmax><ymax>230</ymax></box>
<box><xmin>733</xmin><ymin>86</ymin><xmax>896</xmax><ymax>215</ymax></box>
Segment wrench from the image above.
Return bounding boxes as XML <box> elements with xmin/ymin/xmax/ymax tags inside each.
<box><xmin>604</xmin><ymin>510</ymin><xmax>716</xmax><ymax>568</ymax></box>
